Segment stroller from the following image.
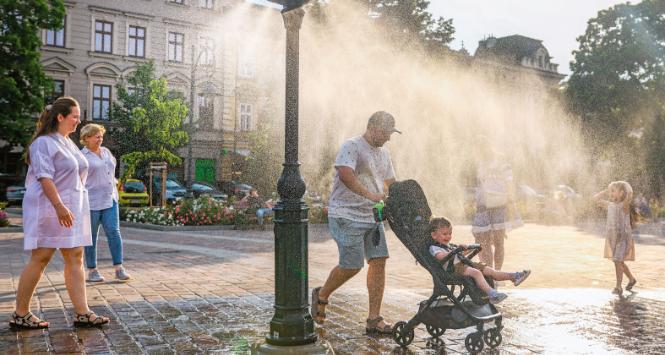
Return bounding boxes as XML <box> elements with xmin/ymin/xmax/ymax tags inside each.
<box><xmin>382</xmin><ymin>180</ymin><xmax>504</xmax><ymax>353</ymax></box>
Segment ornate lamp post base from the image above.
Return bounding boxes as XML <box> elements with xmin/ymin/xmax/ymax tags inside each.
<box><xmin>252</xmin><ymin>339</ymin><xmax>334</xmax><ymax>355</ymax></box>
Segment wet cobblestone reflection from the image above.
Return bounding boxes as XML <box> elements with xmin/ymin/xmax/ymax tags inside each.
<box><xmin>0</xmin><ymin>224</ymin><xmax>664</xmax><ymax>354</ymax></box>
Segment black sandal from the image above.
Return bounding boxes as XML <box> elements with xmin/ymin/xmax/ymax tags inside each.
<box><xmin>73</xmin><ymin>312</ymin><xmax>110</xmax><ymax>327</ymax></box>
<box><xmin>366</xmin><ymin>316</ymin><xmax>393</xmax><ymax>335</ymax></box>
<box><xmin>9</xmin><ymin>311</ymin><xmax>49</xmax><ymax>330</ymax></box>
<box><xmin>626</xmin><ymin>279</ymin><xmax>637</xmax><ymax>291</ymax></box>
<box><xmin>311</xmin><ymin>287</ymin><xmax>328</xmax><ymax>324</ymax></box>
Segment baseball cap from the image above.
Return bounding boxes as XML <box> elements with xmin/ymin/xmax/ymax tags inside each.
<box><xmin>368</xmin><ymin>111</ymin><xmax>402</xmax><ymax>134</ymax></box>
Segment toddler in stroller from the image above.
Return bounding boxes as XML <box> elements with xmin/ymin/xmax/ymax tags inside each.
<box><xmin>429</xmin><ymin>217</ymin><xmax>531</xmax><ymax>305</ymax></box>
<box><xmin>384</xmin><ymin>180</ymin><xmax>528</xmax><ymax>353</ymax></box>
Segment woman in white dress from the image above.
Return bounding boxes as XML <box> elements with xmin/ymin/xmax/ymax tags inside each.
<box><xmin>9</xmin><ymin>97</ymin><xmax>110</xmax><ymax>329</ymax></box>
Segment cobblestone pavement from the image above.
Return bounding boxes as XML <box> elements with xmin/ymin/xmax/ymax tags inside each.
<box><xmin>1</xmin><ymin>223</ymin><xmax>664</xmax><ymax>354</ymax></box>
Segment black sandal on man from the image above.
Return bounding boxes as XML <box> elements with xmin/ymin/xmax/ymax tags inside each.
<box><xmin>73</xmin><ymin>312</ymin><xmax>110</xmax><ymax>328</ymax></box>
<box><xmin>9</xmin><ymin>311</ymin><xmax>49</xmax><ymax>330</ymax></box>
<box><xmin>366</xmin><ymin>316</ymin><xmax>394</xmax><ymax>335</ymax></box>
<box><xmin>311</xmin><ymin>287</ymin><xmax>328</xmax><ymax>324</ymax></box>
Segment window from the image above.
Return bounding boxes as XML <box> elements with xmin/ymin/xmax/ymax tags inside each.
<box><xmin>92</xmin><ymin>84</ymin><xmax>111</xmax><ymax>120</ymax></box>
<box><xmin>199</xmin><ymin>37</ymin><xmax>214</xmax><ymax>66</ymax></box>
<box><xmin>200</xmin><ymin>0</ymin><xmax>214</xmax><ymax>9</ymax></box>
<box><xmin>168</xmin><ymin>32</ymin><xmax>184</xmax><ymax>62</ymax></box>
<box><xmin>45</xmin><ymin>80</ymin><xmax>65</xmax><ymax>104</ymax></box>
<box><xmin>171</xmin><ymin>0</ymin><xmax>185</xmax><ymax>4</ymax></box>
<box><xmin>240</xmin><ymin>104</ymin><xmax>252</xmax><ymax>131</ymax></box>
<box><xmin>45</xmin><ymin>16</ymin><xmax>66</xmax><ymax>47</ymax></box>
<box><xmin>198</xmin><ymin>94</ymin><xmax>214</xmax><ymax>122</ymax></box>
<box><xmin>238</xmin><ymin>51</ymin><xmax>255</xmax><ymax>77</ymax></box>
<box><xmin>94</xmin><ymin>20</ymin><xmax>113</xmax><ymax>53</ymax></box>
<box><xmin>128</xmin><ymin>26</ymin><xmax>146</xmax><ymax>57</ymax></box>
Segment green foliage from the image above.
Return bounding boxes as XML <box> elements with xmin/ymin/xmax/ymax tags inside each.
<box><xmin>309</xmin><ymin>0</ymin><xmax>454</xmax><ymax>55</ymax></box>
<box><xmin>567</xmin><ymin>0</ymin><xmax>665</xmax><ymax>136</ymax></box>
<box><xmin>174</xmin><ymin>196</ymin><xmax>235</xmax><ymax>225</ymax></box>
<box><xmin>242</xmin><ymin>123</ymin><xmax>283</xmax><ymax>196</ymax></box>
<box><xmin>644</xmin><ymin>107</ymin><xmax>665</xmax><ymax>196</ymax></box>
<box><xmin>370</xmin><ymin>0</ymin><xmax>455</xmax><ymax>52</ymax></box>
<box><xmin>123</xmin><ymin>206</ymin><xmax>181</xmax><ymax>226</ymax></box>
<box><xmin>567</xmin><ymin>0</ymin><xmax>665</xmax><ymax>196</ymax></box>
<box><xmin>0</xmin><ymin>0</ymin><xmax>65</xmax><ymax>147</ymax></box>
<box><xmin>109</xmin><ymin>62</ymin><xmax>189</xmax><ymax>180</ymax></box>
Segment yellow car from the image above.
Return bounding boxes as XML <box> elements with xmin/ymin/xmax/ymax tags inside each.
<box><xmin>118</xmin><ymin>179</ymin><xmax>149</xmax><ymax>207</ymax></box>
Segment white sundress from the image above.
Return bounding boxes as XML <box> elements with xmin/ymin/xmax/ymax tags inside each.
<box><xmin>22</xmin><ymin>133</ymin><xmax>92</xmax><ymax>250</ymax></box>
<box><xmin>604</xmin><ymin>202</ymin><xmax>635</xmax><ymax>262</ymax></box>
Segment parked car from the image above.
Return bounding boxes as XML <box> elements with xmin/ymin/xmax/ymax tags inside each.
<box><xmin>152</xmin><ymin>179</ymin><xmax>187</xmax><ymax>204</ymax></box>
<box><xmin>190</xmin><ymin>182</ymin><xmax>228</xmax><ymax>201</ymax></box>
<box><xmin>118</xmin><ymin>179</ymin><xmax>149</xmax><ymax>207</ymax></box>
<box><xmin>221</xmin><ymin>181</ymin><xmax>253</xmax><ymax>197</ymax></box>
<box><xmin>5</xmin><ymin>183</ymin><xmax>26</xmax><ymax>206</ymax></box>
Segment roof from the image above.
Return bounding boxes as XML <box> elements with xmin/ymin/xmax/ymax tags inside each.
<box><xmin>474</xmin><ymin>35</ymin><xmax>549</xmax><ymax>64</ymax></box>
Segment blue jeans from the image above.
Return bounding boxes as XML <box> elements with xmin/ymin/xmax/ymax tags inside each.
<box><xmin>84</xmin><ymin>201</ymin><xmax>124</xmax><ymax>268</ymax></box>
<box><xmin>256</xmin><ymin>208</ymin><xmax>274</xmax><ymax>225</ymax></box>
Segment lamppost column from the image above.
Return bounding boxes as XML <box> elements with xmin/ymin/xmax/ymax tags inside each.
<box><xmin>265</xmin><ymin>6</ymin><xmax>316</xmax><ymax>347</ymax></box>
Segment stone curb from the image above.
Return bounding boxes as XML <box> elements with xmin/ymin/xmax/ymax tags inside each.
<box><xmin>120</xmin><ymin>221</ymin><xmax>236</xmax><ymax>231</ymax></box>
<box><xmin>0</xmin><ymin>226</ymin><xmax>23</xmax><ymax>233</ymax></box>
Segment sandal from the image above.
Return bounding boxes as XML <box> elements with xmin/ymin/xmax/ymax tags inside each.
<box><xmin>612</xmin><ymin>287</ymin><xmax>623</xmax><ymax>296</ymax></box>
<box><xmin>366</xmin><ymin>316</ymin><xmax>393</xmax><ymax>335</ymax></box>
<box><xmin>625</xmin><ymin>279</ymin><xmax>637</xmax><ymax>291</ymax></box>
<box><xmin>9</xmin><ymin>311</ymin><xmax>49</xmax><ymax>330</ymax></box>
<box><xmin>73</xmin><ymin>312</ymin><xmax>110</xmax><ymax>327</ymax></box>
<box><xmin>311</xmin><ymin>287</ymin><xmax>328</xmax><ymax>324</ymax></box>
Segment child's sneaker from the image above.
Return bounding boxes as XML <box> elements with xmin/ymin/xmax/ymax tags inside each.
<box><xmin>489</xmin><ymin>292</ymin><xmax>508</xmax><ymax>304</ymax></box>
<box><xmin>513</xmin><ymin>270</ymin><xmax>531</xmax><ymax>287</ymax></box>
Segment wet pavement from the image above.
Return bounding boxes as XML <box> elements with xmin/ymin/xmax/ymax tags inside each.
<box><xmin>0</xmin><ymin>223</ymin><xmax>664</xmax><ymax>354</ymax></box>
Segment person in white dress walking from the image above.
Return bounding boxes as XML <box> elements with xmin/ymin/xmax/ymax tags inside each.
<box><xmin>9</xmin><ymin>97</ymin><xmax>110</xmax><ymax>329</ymax></box>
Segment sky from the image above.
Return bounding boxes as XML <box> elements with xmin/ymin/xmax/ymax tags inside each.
<box><xmin>427</xmin><ymin>0</ymin><xmax>627</xmax><ymax>76</ymax></box>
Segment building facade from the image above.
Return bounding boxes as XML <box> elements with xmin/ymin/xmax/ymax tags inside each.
<box><xmin>472</xmin><ymin>34</ymin><xmax>566</xmax><ymax>87</ymax></box>
<box><xmin>39</xmin><ymin>0</ymin><xmax>282</xmax><ymax>185</ymax></box>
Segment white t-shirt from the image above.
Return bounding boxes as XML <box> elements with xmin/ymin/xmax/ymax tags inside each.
<box><xmin>328</xmin><ymin>136</ymin><xmax>395</xmax><ymax>223</ymax></box>
<box><xmin>82</xmin><ymin>147</ymin><xmax>119</xmax><ymax>211</ymax></box>
<box><xmin>429</xmin><ymin>244</ymin><xmax>461</xmax><ymax>270</ymax></box>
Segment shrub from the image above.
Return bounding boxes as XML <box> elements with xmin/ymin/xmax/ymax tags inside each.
<box><xmin>0</xmin><ymin>210</ymin><xmax>9</xmax><ymax>227</ymax></box>
<box><xmin>124</xmin><ymin>206</ymin><xmax>181</xmax><ymax>226</ymax></box>
<box><xmin>174</xmin><ymin>196</ymin><xmax>234</xmax><ymax>226</ymax></box>
<box><xmin>308</xmin><ymin>205</ymin><xmax>328</xmax><ymax>224</ymax></box>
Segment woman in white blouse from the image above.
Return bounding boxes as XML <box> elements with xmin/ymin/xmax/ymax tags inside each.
<box><xmin>10</xmin><ymin>97</ymin><xmax>110</xmax><ymax>329</ymax></box>
<box><xmin>79</xmin><ymin>124</ymin><xmax>130</xmax><ymax>282</ymax></box>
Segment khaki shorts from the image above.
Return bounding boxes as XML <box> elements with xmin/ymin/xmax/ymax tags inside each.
<box><xmin>454</xmin><ymin>261</ymin><xmax>487</xmax><ymax>275</ymax></box>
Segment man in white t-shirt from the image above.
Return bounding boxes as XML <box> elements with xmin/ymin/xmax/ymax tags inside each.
<box><xmin>311</xmin><ymin>111</ymin><xmax>400</xmax><ymax>335</ymax></box>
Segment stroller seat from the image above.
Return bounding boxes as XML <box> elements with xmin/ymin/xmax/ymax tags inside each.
<box><xmin>384</xmin><ymin>180</ymin><xmax>504</xmax><ymax>353</ymax></box>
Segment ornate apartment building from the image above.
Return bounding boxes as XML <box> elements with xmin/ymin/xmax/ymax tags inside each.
<box><xmin>39</xmin><ymin>0</ymin><xmax>283</xmax><ymax>184</ymax></box>
<box><xmin>473</xmin><ymin>34</ymin><xmax>566</xmax><ymax>87</ymax></box>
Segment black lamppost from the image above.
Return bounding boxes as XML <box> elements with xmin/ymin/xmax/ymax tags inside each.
<box><xmin>254</xmin><ymin>1</ymin><xmax>330</xmax><ymax>353</ymax></box>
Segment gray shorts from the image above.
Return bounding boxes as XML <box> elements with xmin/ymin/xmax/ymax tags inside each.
<box><xmin>328</xmin><ymin>217</ymin><xmax>389</xmax><ymax>269</ymax></box>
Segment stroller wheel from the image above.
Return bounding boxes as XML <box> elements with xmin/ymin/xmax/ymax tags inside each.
<box><xmin>425</xmin><ymin>324</ymin><xmax>445</xmax><ymax>337</ymax></box>
<box><xmin>465</xmin><ymin>332</ymin><xmax>484</xmax><ymax>354</ymax></box>
<box><xmin>483</xmin><ymin>328</ymin><xmax>502</xmax><ymax>348</ymax></box>
<box><xmin>392</xmin><ymin>321</ymin><xmax>414</xmax><ymax>348</ymax></box>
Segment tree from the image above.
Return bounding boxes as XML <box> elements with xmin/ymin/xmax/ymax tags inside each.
<box><xmin>242</xmin><ymin>123</ymin><xmax>283</xmax><ymax>197</ymax></box>
<box><xmin>567</xmin><ymin>0</ymin><xmax>665</xmax><ymax>138</ymax></box>
<box><xmin>108</xmin><ymin>62</ymin><xmax>189</xmax><ymax>179</ymax></box>
<box><xmin>369</xmin><ymin>0</ymin><xmax>455</xmax><ymax>53</ymax></box>
<box><xmin>567</xmin><ymin>0</ymin><xmax>665</xmax><ymax>195</ymax></box>
<box><xmin>0</xmin><ymin>0</ymin><xmax>65</xmax><ymax>147</ymax></box>
<box><xmin>308</xmin><ymin>0</ymin><xmax>455</xmax><ymax>55</ymax></box>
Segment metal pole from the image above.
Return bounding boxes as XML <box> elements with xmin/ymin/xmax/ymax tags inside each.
<box><xmin>187</xmin><ymin>45</ymin><xmax>196</xmax><ymax>189</ymax></box>
<box><xmin>265</xmin><ymin>6</ymin><xmax>316</xmax><ymax>346</ymax></box>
